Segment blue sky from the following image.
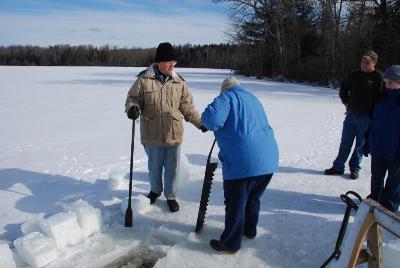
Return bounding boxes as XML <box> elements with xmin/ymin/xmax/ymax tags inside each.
<box><xmin>0</xmin><ymin>0</ymin><xmax>230</xmax><ymax>48</ymax></box>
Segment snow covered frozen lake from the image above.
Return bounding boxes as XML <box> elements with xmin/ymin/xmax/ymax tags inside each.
<box><xmin>0</xmin><ymin>66</ymin><xmax>398</xmax><ymax>267</ymax></box>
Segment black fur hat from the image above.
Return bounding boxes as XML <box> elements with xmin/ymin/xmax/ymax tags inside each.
<box><xmin>155</xmin><ymin>42</ymin><xmax>177</xmax><ymax>63</ymax></box>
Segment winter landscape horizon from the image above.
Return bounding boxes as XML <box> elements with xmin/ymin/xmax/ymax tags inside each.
<box><xmin>0</xmin><ymin>66</ymin><xmax>399</xmax><ymax>267</ymax></box>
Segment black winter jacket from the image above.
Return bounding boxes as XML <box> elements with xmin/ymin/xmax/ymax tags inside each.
<box><xmin>339</xmin><ymin>69</ymin><xmax>384</xmax><ymax>117</ymax></box>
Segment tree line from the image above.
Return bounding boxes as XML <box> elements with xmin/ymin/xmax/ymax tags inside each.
<box><xmin>213</xmin><ymin>0</ymin><xmax>400</xmax><ymax>86</ymax></box>
<box><xmin>0</xmin><ymin>44</ymin><xmax>238</xmax><ymax>69</ymax></box>
<box><xmin>1</xmin><ymin>0</ymin><xmax>399</xmax><ymax>86</ymax></box>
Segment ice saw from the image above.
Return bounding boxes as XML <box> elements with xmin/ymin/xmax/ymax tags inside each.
<box><xmin>195</xmin><ymin>139</ymin><xmax>218</xmax><ymax>232</ymax></box>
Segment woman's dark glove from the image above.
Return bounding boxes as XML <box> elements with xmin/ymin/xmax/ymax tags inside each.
<box><xmin>199</xmin><ymin>125</ymin><xmax>208</xmax><ymax>133</ymax></box>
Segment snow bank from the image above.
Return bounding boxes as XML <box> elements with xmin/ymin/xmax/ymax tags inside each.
<box><xmin>14</xmin><ymin>232</ymin><xmax>57</xmax><ymax>268</ymax></box>
<box><xmin>38</xmin><ymin>212</ymin><xmax>84</xmax><ymax>248</ymax></box>
<box><xmin>0</xmin><ymin>241</ymin><xmax>16</xmax><ymax>268</ymax></box>
<box><xmin>21</xmin><ymin>214</ymin><xmax>44</xmax><ymax>235</ymax></box>
<box><xmin>63</xmin><ymin>199</ymin><xmax>102</xmax><ymax>238</ymax></box>
<box><xmin>384</xmin><ymin>239</ymin><xmax>400</xmax><ymax>267</ymax></box>
<box><xmin>107</xmin><ymin>167</ymin><xmax>128</xmax><ymax>190</ymax></box>
<box><xmin>5</xmin><ymin>66</ymin><xmax>398</xmax><ymax>267</ymax></box>
<box><xmin>175</xmin><ymin>153</ymin><xmax>190</xmax><ymax>190</ymax></box>
<box><xmin>121</xmin><ymin>195</ymin><xmax>151</xmax><ymax>216</ymax></box>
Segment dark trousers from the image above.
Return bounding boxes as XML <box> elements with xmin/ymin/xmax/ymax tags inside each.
<box><xmin>370</xmin><ymin>157</ymin><xmax>400</xmax><ymax>212</ymax></box>
<box><xmin>220</xmin><ymin>173</ymin><xmax>273</xmax><ymax>250</ymax></box>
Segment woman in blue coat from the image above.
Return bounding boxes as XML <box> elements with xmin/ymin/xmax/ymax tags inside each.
<box><xmin>201</xmin><ymin>76</ymin><xmax>279</xmax><ymax>253</ymax></box>
<box><xmin>368</xmin><ymin>65</ymin><xmax>400</xmax><ymax>212</ymax></box>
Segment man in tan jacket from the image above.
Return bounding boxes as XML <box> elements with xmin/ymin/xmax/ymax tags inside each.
<box><xmin>125</xmin><ymin>42</ymin><xmax>207</xmax><ymax>212</ymax></box>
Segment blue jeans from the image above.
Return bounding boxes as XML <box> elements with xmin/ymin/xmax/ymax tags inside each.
<box><xmin>370</xmin><ymin>157</ymin><xmax>400</xmax><ymax>212</ymax></box>
<box><xmin>144</xmin><ymin>145</ymin><xmax>180</xmax><ymax>199</ymax></box>
<box><xmin>333</xmin><ymin>112</ymin><xmax>370</xmax><ymax>172</ymax></box>
<box><xmin>220</xmin><ymin>174</ymin><xmax>273</xmax><ymax>251</ymax></box>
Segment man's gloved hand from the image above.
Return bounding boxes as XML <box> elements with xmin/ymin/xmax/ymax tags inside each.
<box><xmin>199</xmin><ymin>125</ymin><xmax>208</xmax><ymax>133</ymax></box>
<box><xmin>363</xmin><ymin>129</ymin><xmax>370</xmax><ymax>157</ymax></box>
<box><xmin>127</xmin><ymin>105</ymin><xmax>140</xmax><ymax>120</ymax></box>
<box><xmin>363</xmin><ymin>143</ymin><xmax>369</xmax><ymax>157</ymax></box>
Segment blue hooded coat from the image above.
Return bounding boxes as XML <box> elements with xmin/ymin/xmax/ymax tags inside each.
<box><xmin>370</xmin><ymin>89</ymin><xmax>400</xmax><ymax>160</ymax></box>
<box><xmin>201</xmin><ymin>85</ymin><xmax>279</xmax><ymax>180</ymax></box>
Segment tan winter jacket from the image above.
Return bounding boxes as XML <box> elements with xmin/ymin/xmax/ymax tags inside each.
<box><xmin>125</xmin><ymin>64</ymin><xmax>202</xmax><ymax>146</ymax></box>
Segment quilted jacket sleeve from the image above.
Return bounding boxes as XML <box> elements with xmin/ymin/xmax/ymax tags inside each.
<box><xmin>125</xmin><ymin>78</ymin><xmax>142</xmax><ymax>113</ymax></box>
<box><xmin>201</xmin><ymin>93</ymin><xmax>231</xmax><ymax>132</ymax></box>
<box><xmin>179</xmin><ymin>83</ymin><xmax>202</xmax><ymax>128</ymax></box>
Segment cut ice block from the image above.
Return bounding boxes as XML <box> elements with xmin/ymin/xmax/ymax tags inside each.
<box><xmin>14</xmin><ymin>232</ymin><xmax>57</xmax><ymax>268</ymax></box>
<box><xmin>65</xmin><ymin>199</ymin><xmax>102</xmax><ymax>238</ymax></box>
<box><xmin>38</xmin><ymin>212</ymin><xmax>84</xmax><ymax>248</ymax></box>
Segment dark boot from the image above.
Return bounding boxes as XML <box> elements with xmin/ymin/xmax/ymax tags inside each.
<box><xmin>147</xmin><ymin>191</ymin><xmax>161</xmax><ymax>204</ymax></box>
<box><xmin>324</xmin><ymin>167</ymin><xmax>344</xmax><ymax>175</ymax></box>
<box><xmin>243</xmin><ymin>233</ymin><xmax>256</xmax><ymax>239</ymax></box>
<box><xmin>350</xmin><ymin>170</ymin><xmax>359</xmax><ymax>180</ymax></box>
<box><xmin>167</xmin><ymin>199</ymin><xmax>179</xmax><ymax>212</ymax></box>
<box><xmin>209</xmin><ymin>239</ymin><xmax>238</xmax><ymax>254</ymax></box>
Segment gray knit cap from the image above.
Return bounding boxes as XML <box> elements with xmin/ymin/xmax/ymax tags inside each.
<box><xmin>221</xmin><ymin>76</ymin><xmax>240</xmax><ymax>92</ymax></box>
<box><xmin>384</xmin><ymin>65</ymin><xmax>400</xmax><ymax>84</ymax></box>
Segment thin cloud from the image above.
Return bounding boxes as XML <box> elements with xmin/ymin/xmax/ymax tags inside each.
<box><xmin>89</xmin><ymin>27</ymin><xmax>102</xmax><ymax>32</ymax></box>
<box><xmin>0</xmin><ymin>9</ymin><xmax>228</xmax><ymax>47</ymax></box>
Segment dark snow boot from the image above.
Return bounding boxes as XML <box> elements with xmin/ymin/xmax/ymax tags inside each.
<box><xmin>209</xmin><ymin>239</ymin><xmax>237</xmax><ymax>254</ymax></box>
<box><xmin>167</xmin><ymin>199</ymin><xmax>179</xmax><ymax>212</ymax></box>
<box><xmin>350</xmin><ymin>170</ymin><xmax>359</xmax><ymax>180</ymax></box>
<box><xmin>243</xmin><ymin>233</ymin><xmax>256</xmax><ymax>239</ymax></box>
<box><xmin>147</xmin><ymin>191</ymin><xmax>161</xmax><ymax>204</ymax></box>
<box><xmin>324</xmin><ymin>167</ymin><xmax>344</xmax><ymax>175</ymax></box>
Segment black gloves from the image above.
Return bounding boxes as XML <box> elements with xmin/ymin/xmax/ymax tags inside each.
<box><xmin>363</xmin><ymin>143</ymin><xmax>369</xmax><ymax>157</ymax></box>
<box><xmin>199</xmin><ymin>125</ymin><xmax>208</xmax><ymax>133</ymax></box>
<box><xmin>363</xmin><ymin>129</ymin><xmax>370</xmax><ymax>157</ymax></box>
<box><xmin>127</xmin><ymin>105</ymin><xmax>140</xmax><ymax>120</ymax></box>
<box><xmin>363</xmin><ymin>141</ymin><xmax>370</xmax><ymax>157</ymax></box>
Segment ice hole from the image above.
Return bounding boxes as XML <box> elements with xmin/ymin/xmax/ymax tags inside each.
<box><xmin>102</xmin><ymin>248</ymin><xmax>166</xmax><ymax>268</ymax></box>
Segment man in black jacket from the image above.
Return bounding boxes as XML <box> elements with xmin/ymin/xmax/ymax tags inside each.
<box><xmin>325</xmin><ymin>51</ymin><xmax>383</xmax><ymax>179</ymax></box>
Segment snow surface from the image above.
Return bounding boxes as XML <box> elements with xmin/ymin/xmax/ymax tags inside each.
<box><xmin>0</xmin><ymin>240</ymin><xmax>16</xmax><ymax>268</ymax></box>
<box><xmin>0</xmin><ymin>66</ymin><xmax>399</xmax><ymax>267</ymax></box>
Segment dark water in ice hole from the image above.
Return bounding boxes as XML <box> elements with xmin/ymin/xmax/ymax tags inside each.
<box><xmin>102</xmin><ymin>248</ymin><xmax>166</xmax><ymax>268</ymax></box>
